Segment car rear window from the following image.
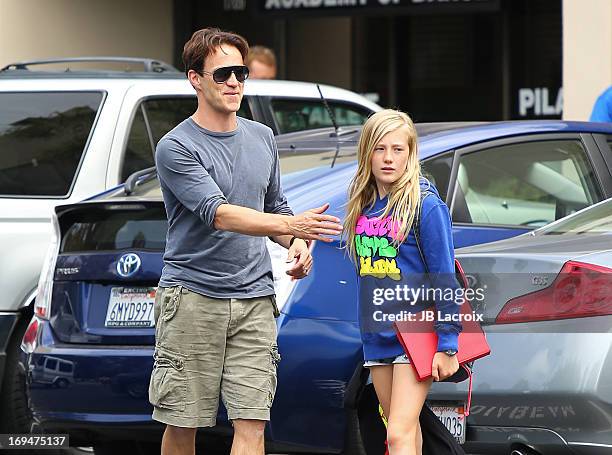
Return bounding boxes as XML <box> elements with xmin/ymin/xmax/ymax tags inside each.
<box><xmin>271</xmin><ymin>99</ymin><xmax>371</xmax><ymax>134</ymax></box>
<box><xmin>0</xmin><ymin>92</ymin><xmax>103</xmax><ymax>196</ymax></box>
<box><xmin>61</xmin><ymin>207</ymin><xmax>167</xmax><ymax>252</ymax></box>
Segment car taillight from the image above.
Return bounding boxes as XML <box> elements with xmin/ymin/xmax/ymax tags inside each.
<box><xmin>496</xmin><ymin>261</ymin><xmax>612</xmax><ymax>324</ymax></box>
<box><xmin>21</xmin><ymin>317</ymin><xmax>41</xmax><ymax>353</ymax></box>
<box><xmin>34</xmin><ymin>212</ymin><xmax>61</xmax><ymax>319</ymax></box>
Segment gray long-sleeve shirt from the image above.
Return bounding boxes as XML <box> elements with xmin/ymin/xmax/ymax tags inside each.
<box><xmin>155</xmin><ymin>116</ymin><xmax>293</xmax><ymax>298</ymax></box>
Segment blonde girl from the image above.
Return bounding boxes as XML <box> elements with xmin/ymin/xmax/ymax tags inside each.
<box><xmin>344</xmin><ymin>109</ymin><xmax>462</xmax><ymax>455</ymax></box>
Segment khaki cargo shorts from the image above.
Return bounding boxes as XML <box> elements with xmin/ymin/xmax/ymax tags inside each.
<box><xmin>148</xmin><ymin>285</ymin><xmax>281</xmax><ymax>428</ymax></box>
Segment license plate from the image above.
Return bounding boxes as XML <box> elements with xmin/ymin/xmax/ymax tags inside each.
<box><xmin>105</xmin><ymin>287</ymin><xmax>157</xmax><ymax>328</ymax></box>
<box><xmin>428</xmin><ymin>402</ymin><xmax>466</xmax><ymax>445</ymax></box>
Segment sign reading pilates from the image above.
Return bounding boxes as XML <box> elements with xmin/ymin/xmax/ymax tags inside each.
<box><xmin>260</xmin><ymin>0</ymin><xmax>499</xmax><ymax>15</ymax></box>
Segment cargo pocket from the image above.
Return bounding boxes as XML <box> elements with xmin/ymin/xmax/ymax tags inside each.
<box><xmin>266</xmin><ymin>342</ymin><xmax>281</xmax><ymax>408</ymax></box>
<box><xmin>162</xmin><ymin>286</ymin><xmax>182</xmax><ymax>322</ymax></box>
<box><xmin>149</xmin><ymin>346</ymin><xmax>186</xmax><ymax>412</ymax></box>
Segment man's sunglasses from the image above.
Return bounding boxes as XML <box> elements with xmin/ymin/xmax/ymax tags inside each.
<box><xmin>200</xmin><ymin>65</ymin><xmax>249</xmax><ymax>84</ymax></box>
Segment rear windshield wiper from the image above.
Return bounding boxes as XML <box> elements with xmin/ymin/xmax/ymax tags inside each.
<box><xmin>124</xmin><ymin>166</ymin><xmax>157</xmax><ymax>195</ymax></box>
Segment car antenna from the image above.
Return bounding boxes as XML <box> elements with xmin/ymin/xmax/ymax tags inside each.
<box><xmin>317</xmin><ymin>84</ymin><xmax>341</xmax><ymax>168</ymax></box>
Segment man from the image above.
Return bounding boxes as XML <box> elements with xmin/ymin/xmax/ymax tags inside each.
<box><xmin>245</xmin><ymin>45</ymin><xmax>277</xmax><ymax>79</ymax></box>
<box><xmin>150</xmin><ymin>28</ymin><xmax>343</xmax><ymax>455</ymax></box>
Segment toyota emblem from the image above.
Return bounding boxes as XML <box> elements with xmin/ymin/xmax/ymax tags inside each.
<box><xmin>116</xmin><ymin>253</ymin><xmax>141</xmax><ymax>277</ymax></box>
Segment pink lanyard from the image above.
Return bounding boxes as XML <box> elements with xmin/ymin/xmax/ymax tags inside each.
<box><xmin>464</xmin><ymin>364</ymin><xmax>473</xmax><ymax>417</ymax></box>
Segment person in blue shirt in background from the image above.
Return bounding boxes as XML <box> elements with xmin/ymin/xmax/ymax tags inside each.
<box><xmin>590</xmin><ymin>86</ymin><xmax>612</xmax><ymax>122</ymax></box>
<box><xmin>343</xmin><ymin>109</ymin><xmax>462</xmax><ymax>455</ymax></box>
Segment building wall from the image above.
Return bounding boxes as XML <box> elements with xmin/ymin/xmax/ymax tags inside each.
<box><xmin>286</xmin><ymin>17</ymin><xmax>352</xmax><ymax>89</ymax></box>
<box><xmin>563</xmin><ymin>0</ymin><xmax>612</xmax><ymax>120</ymax></box>
<box><xmin>0</xmin><ymin>0</ymin><xmax>173</xmax><ymax>69</ymax></box>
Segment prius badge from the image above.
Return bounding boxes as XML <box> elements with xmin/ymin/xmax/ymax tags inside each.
<box><xmin>117</xmin><ymin>253</ymin><xmax>141</xmax><ymax>277</ymax></box>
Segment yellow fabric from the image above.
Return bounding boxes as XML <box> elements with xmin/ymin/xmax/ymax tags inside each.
<box><xmin>379</xmin><ymin>404</ymin><xmax>388</xmax><ymax>428</ymax></box>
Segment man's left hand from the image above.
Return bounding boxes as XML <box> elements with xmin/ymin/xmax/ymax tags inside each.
<box><xmin>286</xmin><ymin>239</ymin><xmax>312</xmax><ymax>280</ymax></box>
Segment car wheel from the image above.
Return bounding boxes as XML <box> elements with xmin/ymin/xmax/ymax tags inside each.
<box><xmin>55</xmin><ymin>378</ymin><xmax>69</xmax><ymax>389</ymax></box>
<box><xmin>343</xmin><ymin>384</ymin><xmax>387</xmax><ymax>455</ymax></box>
<box><xmin>0</xmin><ymin>312</ymin><xmax>37</xmax><ymax>434</ymax></box>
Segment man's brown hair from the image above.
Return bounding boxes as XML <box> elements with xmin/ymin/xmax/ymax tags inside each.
<box><xmin>246</xmin><ymin>45</ymin><xmax>277</xmax><ymax>68</ymax></box>
<box><xmin>182</xmin><ymin>27</ymin><xmax>249</xmax><ymax>76</ymax></box>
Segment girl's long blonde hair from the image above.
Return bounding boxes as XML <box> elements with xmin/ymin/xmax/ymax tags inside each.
<box><xmin>343</xmin><ymin>109</ymin><xmax>422</xmax><ymax>264</ymax></box>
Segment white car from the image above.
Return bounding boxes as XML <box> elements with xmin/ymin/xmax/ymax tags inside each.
<box><xmin>0</xmin><ymin>57</ymin><xmax>381</xmax><ymax>433</ymax></box>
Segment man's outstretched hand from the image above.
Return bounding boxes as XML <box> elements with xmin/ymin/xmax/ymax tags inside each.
<box><xmin>287</xmin><ymin>203</ymin><xmax>343</xmax><ymax>243</ymax></box>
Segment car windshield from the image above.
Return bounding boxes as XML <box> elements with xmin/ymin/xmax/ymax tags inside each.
<box><xmin>271</xmin><ymin>99</ymin><xmax>371</xmax><ymax>134</ymax></box>
<box><xmin>537</xmin><ymin>198</ymin><xmax>612</xmax><ymax>235</ymax></box>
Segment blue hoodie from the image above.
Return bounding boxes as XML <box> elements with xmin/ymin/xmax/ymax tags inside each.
<box><xmin>355</xmin><ymin>178</ymin><xmax>462</xmax><ymax>361</ymax></box>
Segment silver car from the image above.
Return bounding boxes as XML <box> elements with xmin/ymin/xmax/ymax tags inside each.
<box><xmin>455</xmin><ymin>198</ymin><xmax>612</xmax><ymax>455</ymax></box>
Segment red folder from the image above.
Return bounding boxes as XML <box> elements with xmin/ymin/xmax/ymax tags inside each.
<box><xmin>393</xmin><ymin>302</ymin><xmax>491</xmax><ymax>382</ymax></box>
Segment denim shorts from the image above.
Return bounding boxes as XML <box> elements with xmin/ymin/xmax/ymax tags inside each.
<box><xmin>363</xmin><ymin>353</ymin><xmax>411</xmax><ymax>368</ymax></box>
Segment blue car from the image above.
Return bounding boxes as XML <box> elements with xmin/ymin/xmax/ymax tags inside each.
<box><xmin>20</xmin><ymin>121</ymin><xmax>612</xmax><ymax>454</ymax></box>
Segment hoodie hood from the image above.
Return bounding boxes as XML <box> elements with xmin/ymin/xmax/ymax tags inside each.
<box><xmin>420</xmin><ymin>176</ymin><xmax>440</xmax><ymax>198</ymax></box>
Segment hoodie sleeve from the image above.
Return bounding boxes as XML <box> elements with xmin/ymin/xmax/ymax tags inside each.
<box><xmin>419</xmin><ymin>199</ymin><xmax>462</xmax><ymax>352</ymax></box>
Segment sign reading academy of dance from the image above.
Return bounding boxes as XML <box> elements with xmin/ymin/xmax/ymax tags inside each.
<box><xmin>259</xmin><ymin>0</ymin><xmax>500</xmax><ymax>15</ymax></box>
